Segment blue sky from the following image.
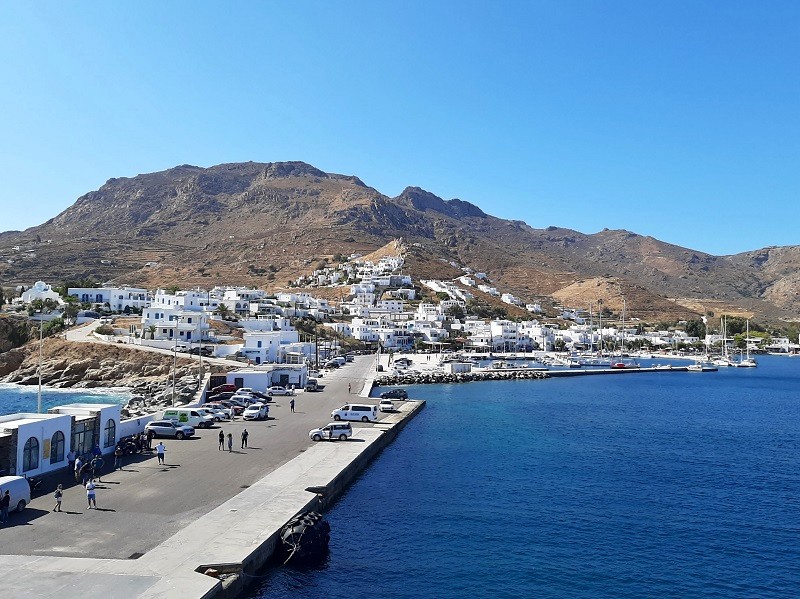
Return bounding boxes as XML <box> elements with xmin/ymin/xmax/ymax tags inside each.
<box><xmin>1</xmin><ymin>1</ymin><xmax>797</xmax><ymax>255</ymax></box>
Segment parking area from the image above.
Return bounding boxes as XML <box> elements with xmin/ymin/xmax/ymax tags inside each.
<box><xmin>0</xmin><ymin>356</ymin><xmax>391</xmax><ymax>560</ymax></box>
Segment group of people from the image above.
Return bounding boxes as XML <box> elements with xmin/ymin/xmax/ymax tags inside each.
<box><xmin>217</xmin><ymin>429</ymin><xmax>250</xmax><ymax>451</ymax></box>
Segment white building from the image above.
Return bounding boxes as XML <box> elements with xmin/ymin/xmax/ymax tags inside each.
<box><xmin>68</xmin><ymin>286</ymin><xmax>150</xmax><ymax>312</ymax></box>
<box><xmin>0</xmin><ymin>413</ymin><xmax>73</xmax><ymax>477</ymax></box>
<box><xmin>19</xmin><ymin>281</ymin><xmax>64</xmax><ymax>306</ymax></box>
<box><xmin>240</xmin><ymin>330</ymin><xmax>301</xmax><ymax>364</ymax></box>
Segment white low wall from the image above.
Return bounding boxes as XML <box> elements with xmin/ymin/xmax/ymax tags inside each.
<box><xmin>118</xmin><ymin>413</ymin><xmax>159</xmax><ymax>438</ymax></box>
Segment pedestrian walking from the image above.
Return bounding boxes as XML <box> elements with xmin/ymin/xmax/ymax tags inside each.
<box><xmin>218</xmin><ymin>429</ymin><xmax>225</xmax><ymax>450</ymax></box>
<box><xmin>227</xmin><ymin>433</ymin><xmax>233</xmax><ymax>452</ymax></box>
<box><xmin>74</xmin><ymin>455</ymin><xmax>83</xmax><ymax>483</ymax></box>
<box><xmin>114</xmin><ymin>444</ymin><xmax>124</xmax><ymax>471</ymax></box>
<box><xmin>0</xmin><ymin>489</ymin><xmax>10</xmax><ymax>524</ymax></box>
<box><xmin>348</xmin><ymin>383</ymin><xmax>351</xmax><ymax>393</ymax></box>
<box><xmin>146</xmin><ymin>429</ymin><xmax>155</xmax><ymax>450</ymax></box>
<box><xmin>290</xmin><ymin>398</ymin><xmax>295</xmax><ymax>412</ymax></box>
<box><xmin>91</xmin><ymin>456</ymin><xmax>104</xmax><ymax>483</ymax></box>
<box><xmin>86</xmin><ymin>479</ymin><xmax>97</xmax><ymax>509</ymax></box>
<box><xmin>155</xmin><ymin>441</ymin><xmax>166</xmax><ymax>465</ymax></box>
<box><xmin>67</xmin><ymin>449</ymin><xmax>76</xmax><ymax>473</ymax></box>
<box><xmin>53</xmin><ymin>484</ymin><xmax>63</xmax><ymax>512</ymax></box>
<box><xmin>241</xmin><ymin>429</ymin><xmax>249</xmax><ymax>449</ymax></box>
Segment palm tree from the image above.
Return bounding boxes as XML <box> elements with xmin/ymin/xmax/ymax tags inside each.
<box><xmin>147</xmin><ymin>325</ymin><xmax>157</xmax><ymax>340</ymax></box>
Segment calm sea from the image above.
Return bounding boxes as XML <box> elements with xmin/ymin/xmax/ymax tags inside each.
<box><xmin>0</xmin><ymin>383</ymin><xmax>129</xmax><ymax>415</ymax></box>
<box><xmin>249</xmin><ymin>356</ymin><xmax>800</xmax><ymax>598</ymax></box>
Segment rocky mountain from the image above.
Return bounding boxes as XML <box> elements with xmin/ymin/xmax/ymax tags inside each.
<box><xmin>1</xmin><ymin>161</ymin><xmax>798</xmax><ymax>325</ymax></box>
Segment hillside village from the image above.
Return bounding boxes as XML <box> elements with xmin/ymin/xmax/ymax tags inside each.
<box><xmin>4</xmin><ymin>241</ymin><xmax>799</xmax><ymax>364</ymax></box>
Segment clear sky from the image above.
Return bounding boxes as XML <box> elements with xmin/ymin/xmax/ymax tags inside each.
<box><xmin>1</xmin><ymin>1</ymin><xmax>797</xmax><ymax>255</ymax></box>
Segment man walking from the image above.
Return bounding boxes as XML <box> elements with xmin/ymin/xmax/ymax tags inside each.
<box><xmin>155</xmin><ymin>441</ymin><xmax>166</xmax><ymax>465</ymax></box>
<box><xmin>114</xmin><ymin>444</ymin><xmax>124</xmax><ymax>471</ymax></box>
<box><xmin>227</xmin><ymin>433</ymin><xmax>233</xmax><ymax>452</ymax></box>
<box><xmin>74</xmin><ymin>455</ymin><xmax>83</xmax><ymax>483</ymax></box>
<box><xmin>348</xmin><ymin>383</ymin><xmax>351</xmax><ymax>393</ymax></box>
<box><xmin>218</xmin><ymin>429</ymin><xmax>225</xmax><ymax>450</ymax></box>
<box><xmin>67</xmin><ymin>449</ymin><xmax>76</xmax><ymax>473</ymax></box>
<box><xmin>146</xmin><ymin>429</ymin><xmax>154</xmax><ymax>450</ymax></box>
<box><xmin>0</xmin><ymin>489</ymin><xmax>10</xmax><ymax>524</ymax></box>
<box><xmin>290</xmin><ymin>398</ymin><xmax>295</xmax><ymax>412</ymax></box>
<box><xmin>86</xmin><ymin>479</ymin><xmax>97</xmax><ymax>509</ymax></box>
<box><xmin>241</xmin><ymin>428</ymin><xmax>249</xmax><ymax>449</ymax></box>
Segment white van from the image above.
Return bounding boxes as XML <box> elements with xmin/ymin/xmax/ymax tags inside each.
<box><xmin>0</xmin><ymin>475</ymin><xmax>31</xmax><ymax>513</ymax></box>
<box><xmin>162</xmin><ymin>407</ymin><xmax>215</xmax><ymax>428</ymax></box>
<box><xmin>331</xmin><ymin>404</ymin><xmax>379</xmax><ymax>422</ymax></box>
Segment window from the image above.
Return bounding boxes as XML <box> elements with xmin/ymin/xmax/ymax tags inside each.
<box><xmin>23</xmin><ymin>437</ymin><xmax>39</xmax><ymax>472</ymax></box>
<box><xmin>72</xmin><ymin>421</ymin><xmax>94</xmax><ymax>456</ymax></box>
<box><xmin>104</xmin><ymin>418</ymin><xmax>116</xmax><ymax>448</ymax></box>
<box><xmin>50</xmin><ymin>431</ymin><xmax>65</xmax><ymax>463</ymax></box>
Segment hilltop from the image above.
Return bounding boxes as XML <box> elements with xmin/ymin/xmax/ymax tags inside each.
<box><xmin>1</xmin><ymin>161</ymin><xmax>799</xmax><ymax>325</ymax></box>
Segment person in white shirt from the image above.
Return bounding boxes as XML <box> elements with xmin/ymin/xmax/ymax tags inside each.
<box><xmin>86</xmin><ymin>479</ymin><xmax>97</xmax><ymax>509</ymax></box>
<box><xmin>156</xmin><ymin>442</ymin><xmax>166</xmax><ymax>465</ymax></box>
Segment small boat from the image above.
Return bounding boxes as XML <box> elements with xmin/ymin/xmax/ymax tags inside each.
<box><xmin>653</xmin><ymin>364</ymin><xmax>673</xmax><ymax>370</ymax></box>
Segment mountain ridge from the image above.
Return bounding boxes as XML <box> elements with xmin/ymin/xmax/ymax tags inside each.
<box><xmin>1</xmin><ymin>161</ymin><xmax>798</xmax><ymax>325</ymax></box>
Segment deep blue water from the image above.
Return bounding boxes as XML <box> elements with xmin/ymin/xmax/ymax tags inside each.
<box><xmin>254</xmin><ymin>356</ymin><xmax>800</xmax><ymax>598</ymax></box>
<box><xmin>0</xmin><ymin>383</ymin><xmax>129</xmax><ymax>415</ymax></box>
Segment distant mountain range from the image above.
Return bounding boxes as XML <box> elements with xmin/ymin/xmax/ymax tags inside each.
<box><xmin>1</xmin><ymin>161</ymin><xmax>798</xmax><ymax>325</ymax></box>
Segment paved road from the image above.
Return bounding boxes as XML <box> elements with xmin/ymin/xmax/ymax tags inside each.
<box><xmin>0</xmin><ymin>356</ymin><xmax>386</xmax><ymax>560</ymax></box>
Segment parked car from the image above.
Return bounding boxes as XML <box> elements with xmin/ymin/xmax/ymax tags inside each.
<box><xmin>267</xmin><ymin>386</ymin><xmax>294</xmax><ymax>396</ymax></box>
<box><xmin>188</xmin><ymin>346</ymin><xmax>213</xmax><ymax>356</ymax></box>
<box><xmin>379</xmin><ymin>399</ymin><xmax>395</xmax><ymax>412</ymax></box>
<box><xmin>243</xmin><ymin>403</ymin><xmax>268</xmax><ymax>420</ymax></box>
<box><xmin>211</xmin><ymin>384</ymin><xmax>237</xmax><ymax>394</ymax></box>
<box><xmin>207</xmin><ymin>391</ymin><xmax>236</xmax><ymax>402</ymax></box>
<box><xmin>203</xmin><ymin>403</ymin><xmax>232</xmax><ymax>419</ymax></box>
<box><xmin>0</xmin><ymin>476</ymin><xmax>31</xmax><ymax>512</ymax></box>
<box><xmin>331</xmin><ymin>404</ymin><xmax>379</xmax><ymax>422</ymax></box>
<box><xmin>218</xmin><ymin>400</ymin><xmax>246</xmax><ymax>415</ymax></box>
<box><xmin>197</xmin><ymin>407</ymin><xmax>225</xmax><ymax>422</ymax></box>
<box><xmin>380</xmin><ymin>389</ymin><xmax>408</xmax><ymax>400</ymax></box>
<box><xmin>145</xmin><ymin>420</ymin><xmax>195</xmax><ymax>439</ymax></box>
<box><xmin>309</xmin><ymin>422</ymin><xmax>353</xmax><ymax>442</ymax></box>
<box><xmin>230</xmin><ymin>393</ymin><xmax>259</xmax><ymax>405</ymax></box>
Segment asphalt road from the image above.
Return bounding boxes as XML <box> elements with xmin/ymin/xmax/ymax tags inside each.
<box><xmin>0</xmin><ymin>356</ymin><xmax>385</xmax><ymax>560</ymax></box>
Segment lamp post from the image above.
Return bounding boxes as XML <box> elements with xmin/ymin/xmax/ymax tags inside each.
<box><xmin>37</xmin><ymin>314</ymin><xmax>44</xmax><ymax>414</ymax></box>
<box><xmin>172</xmin><ymin>326</ymin><xmax>178</xmax><ymax>407</ymax></box>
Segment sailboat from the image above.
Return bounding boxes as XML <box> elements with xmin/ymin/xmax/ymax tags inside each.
<box><xmin>712</xmin><ymin>316</ymin><xmax>737</xmax><ymax>367</ymax></box>
<box><xmin>735</xmin><ymin>319</ymin><xmax>758</xmax><ymax>368</ymax></box>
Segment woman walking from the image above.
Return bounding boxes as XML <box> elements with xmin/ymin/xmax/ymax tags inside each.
<box><xmin>218</xmin><ymin>429</ymin><xmax>225</xmax><ymax>450</ymax></box>
<box><xmin>227</xmin><ymin>433</ymin><xmax>233</xmax><ymax>452</ymax></box>
<box><xmin>53</xmin><ymin>484</ymin><xmax>63</xmax><ymax>512</ymax></box>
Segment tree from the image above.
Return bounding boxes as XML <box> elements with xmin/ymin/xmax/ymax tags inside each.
<box><xmin>684</xmin><ymin>319</ymin><xmax>706</xmax><ymax>339</ymax></box>
<box><xmin>147</xmin><ymin>325</ymin><xmax>157</xmax><ymax>340</ymax></box>
<box><xmin>216</xmin><ymin>303</ymin><xmax>231</xmax><ymax>319</ymax></box>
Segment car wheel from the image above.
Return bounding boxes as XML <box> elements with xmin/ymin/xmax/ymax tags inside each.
<box><xmin>176</xmin><ymin>432</ymin><xmax>185</xmax><ymax>440</ymax></box>
<box><xmin>312</xmin><ymin>434</ymin><xmax>322</xmax><ymax>442</ymax></box>
<box><xmin>333</xmin><ymin>415</ymin><xmax>341</xmax><ymax>421</ymax></box>
<box><xmin>362</xmin><ymin>416</ymin><xmax>369</xmax><ymax>422</ymax></box>
<box><xmin>16</xmin><ymin>499</ymin><xmax>26</xmax><ymax>512</ymax></box>
<box><xmin>268</xmin><ymin>392</ymin><xmax>273</xmax><ymax>396</ymax></box>
<box><xmin>339</xmin><ymin>434</ymin><xmax>348</xmax><ymax>441</ymax></box>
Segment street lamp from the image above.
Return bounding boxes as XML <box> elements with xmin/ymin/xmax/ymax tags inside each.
<box><xmin>37</xmin><ymin>314</ymin><xmax>44</xmax><ymax>414</ymax></box>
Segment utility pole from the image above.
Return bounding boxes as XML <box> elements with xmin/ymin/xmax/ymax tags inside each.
<box><xmin>37</xmin><ymin>315</ymin><xmax>44</xmax><ymax>414</ymax></box>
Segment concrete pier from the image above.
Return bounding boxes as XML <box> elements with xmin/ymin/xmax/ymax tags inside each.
<box><xmin>0</xmin><ymin>356</ymin><xmax>424</xmax><ymax>598</ymax></box>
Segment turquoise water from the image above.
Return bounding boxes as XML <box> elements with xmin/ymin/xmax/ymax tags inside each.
<box><xmin>0</xmin><ymin>383</ymin><xmax>129</xmax><ymax>415</ymax></box>
<box><xmin>249</xmin><ymin>356</ymin><xmax>800</xmax><ymax>598</ymax></box>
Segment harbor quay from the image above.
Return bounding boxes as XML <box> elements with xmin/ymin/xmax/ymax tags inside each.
<box><xmin>0</xmin><ymin>356</ymin><xmax>425</xmax><ymax>598</ymax></box>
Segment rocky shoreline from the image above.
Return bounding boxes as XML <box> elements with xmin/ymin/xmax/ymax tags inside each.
<box><xmin>0</xmin><ymin>337</ymin><xmax>214</xmax><ymax>419</ymax></box>
<box><xmin>375</xmin><ymin>368</ymin><xmax>550</xmax><ymax>386</ymax></box>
